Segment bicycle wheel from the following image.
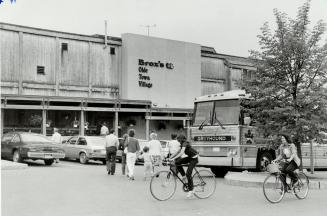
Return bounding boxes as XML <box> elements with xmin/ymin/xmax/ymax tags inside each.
<box><xmin>263</xmin><ymin>174</ymin><xmax>285</xmax><ymax>203</ymax></box>
<box><xmin>192</xmin><ymin>169</ymin><xmax>216</xmax><ymax>199</ymax></box>
<box><xmin>150</xmin><ymin>171</ymin><xmax>176</xmax><ymax>201</ymax></box>
<box><xmin>294</xmin><ymin>172</ymin><xmax>309</xmax><ymax>199</ymax></box>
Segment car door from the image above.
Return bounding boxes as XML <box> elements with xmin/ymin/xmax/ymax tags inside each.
<box><xmin>73</xmin><ymin>137</ymin><xmax>87</xmax><ymax>157</ymax></box>
<box><xmin>1</xmin><ymin>133</ymin><xmax>15</xmax><ymax>159</ymax></box>
<box><xmin>65</xmin><ymin>136</ymin><xmax>78</xmax><ymax>158</ymax></box>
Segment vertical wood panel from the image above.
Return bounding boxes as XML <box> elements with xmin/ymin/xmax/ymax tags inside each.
<box><xmin>60</xmin><ymin>39</ymin><xmax>89</xmax><ymax>86</ymax></box>
<box><xmin>0</xmin><ymin>30</ymin><xmax>20</xmax><ymax>82</ymax></box>
<box><xmin>201</xmin><ymin>57</ymin><xmax>226</xmax><ymax>80</ymax></box>
<box><xmin>22</xmin><ymin>34</ymin><xmax>56</xmax><ymax>84</ymax></box>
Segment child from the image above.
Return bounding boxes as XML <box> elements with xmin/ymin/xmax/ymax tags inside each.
<box><xmin>138</xmin><ymin>146</ymin><xmax>153</xmax><ymax>180</ymax></box>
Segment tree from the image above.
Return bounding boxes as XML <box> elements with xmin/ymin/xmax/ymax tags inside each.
<box><xmin>244</xmin><ymin>0</ymin><xmax>327</xmax><ymax>167</ymax></box>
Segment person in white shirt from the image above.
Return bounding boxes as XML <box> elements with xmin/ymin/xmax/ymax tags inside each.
<box><xmin>51</xmin><ymin>128</ymin><xmax>62</xmax><ymax>163</ymax></box>
<box><xmin>147</xmin><ymin>133</ymin><xmax>162</xmax><ymax>172</ymax></box>
<box><xmin>100</xmin><ymin>122</ymin><xmax>109</xmax><ymax>136</ymax></box>
<box><xmin>105</xmin><ymin>129</ymin><xmax>119</xmax><ymax>175</ymax></box>
<box><xmin>168</xmin><ymin>133</ymin><xmax>181</xmax><ymax>157</ymax></box>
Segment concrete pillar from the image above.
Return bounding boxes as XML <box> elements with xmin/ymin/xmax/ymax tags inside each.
<box><xmin>42</xmin><ymin>109</ymin><xmax>47</xmax><ymax>135</ymax></box>
<box><xmin>80</xmin><ymin>110</ymin><xmax>85</xmax><ymax>136</ymax></box>
<box><xmin>1</xmin><ymin>109</ymin><xmax>4</xmax><ymax>137</ymax></box>
<box><xmin>146</xmin><ymin>118</ymin><xmax>150</xmax><ymax>140</ymax></box>
<box><xmin>114</xmin><ymin>111</ymin><xmax>119</xmax><ymax>136</ymax></box>
<box><xmin>186</xmin><ymin>120</ymin><xmax>191</xmax><ymax>141</ymax></box>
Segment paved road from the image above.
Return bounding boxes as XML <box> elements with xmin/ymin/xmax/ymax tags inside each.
<box><xmin>2</xmin><ymin>160</ymin><xmax>327</xmax><ymax>216</ymax></box>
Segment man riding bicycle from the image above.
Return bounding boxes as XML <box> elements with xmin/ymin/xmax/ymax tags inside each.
<box><xmin>272</xmin><ymin>134</ymin><xmax>301</xmax><ymax>189</ymax></box>
<box><xmin>169</xmin><ymin>134</ymin><xmax>199</xmax><ymax>198</ymax></box>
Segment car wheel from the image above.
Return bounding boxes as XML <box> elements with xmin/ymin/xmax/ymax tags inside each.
<box><xmin>12</xmin><ymin>150</ymin><xmax>22</xmax><ymax>163</ymax></box>
<box><xmin>44</xmin><ymin>159</ymin><xmax>54</xmax><ymax>166</ymax></box>
<box><xmin>79</xmin><ymin>152</ymin><xmax>88</xmax><ymax>164</ymax></box>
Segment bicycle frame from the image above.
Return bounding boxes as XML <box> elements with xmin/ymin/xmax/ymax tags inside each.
<box><xmin>168</xmin><ymin>163</ymin><xmax>201</xmax><ymax>189</ymax></box>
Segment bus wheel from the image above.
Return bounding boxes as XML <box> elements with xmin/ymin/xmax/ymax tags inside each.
<box><xmin>257</xmin><ymin>152</ymin><xmax>272</xmax><ymax>172</ymax></box>
<box><xmin>210</xmin><ymin>167</ymin><xmax>228</xmax><ymax>177</ymax></box>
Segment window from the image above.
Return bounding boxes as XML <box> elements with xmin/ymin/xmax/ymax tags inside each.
<box><xmin>68</xmin><ymin>137</ymin><xmax>78</xmax><ymax>145</ymax></box>
<box><xmin>213</xmin><ymin>100</ymin><xmax>240</xmax><ymax>125</ymax></box>
<box><xmin>193</xmin><ymin>101</ymin><xmax>214</xmax><ymax>126</ymax></box>
<box><xmin>37</xmin><ymin>66</ymin><xmax>45</xmax><ymax>75</ymax></box>
<box><xmin>78</xmin><ymin>138</ymin><xmax>87</xmax><ymax>146</ymax></box>
<box><xmin>110</xmin><ymin>47</ymin><xmax>115</xmax><ymax>55</ymax></box>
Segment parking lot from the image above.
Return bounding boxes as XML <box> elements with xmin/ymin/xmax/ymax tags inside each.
<box><xmin>2</xmin><ymin>160</ymin><xmax>327</xmax><ymax>216</ymax></box>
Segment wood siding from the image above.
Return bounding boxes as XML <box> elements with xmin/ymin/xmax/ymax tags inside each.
<box><xmin>1</xmin><ymin>27</ymin><xmax>120</xmax><ymax>99</ymax></box>
<box><xmin>201</xmin><ymin>80</ymin><xmax>225</xmax><ymax>95</ymax></box>
<box><xmin>201</xmin><ymin>57</ymin><xmax>226</xmax><ymax>80</ymax></box>
<box><xmin>1</xmin><ymin>30</ymin><xmax>20</xmax><ymax>82</ymax></box>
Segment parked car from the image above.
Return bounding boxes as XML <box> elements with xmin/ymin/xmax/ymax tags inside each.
<box><xmin>62</xmin><ymin>136</ymin><xmax>106</xmax><ymax>164</ymax></box>
<box><xmin>1</xmin><ymin>132</ymin><xmax>65</xmax><ymax>166</ymax></box>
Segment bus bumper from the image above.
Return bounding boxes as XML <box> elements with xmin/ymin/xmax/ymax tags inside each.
<box><xmin>198</xmin><ymin>156</ymin><xmax>242</xmax><ymax>167</ymax></box>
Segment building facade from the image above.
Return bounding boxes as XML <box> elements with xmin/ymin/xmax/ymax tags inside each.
<box><xmin>0</xmin><ymin>23</ymin><xmax>255</xmax><ymax>140</ymax></box>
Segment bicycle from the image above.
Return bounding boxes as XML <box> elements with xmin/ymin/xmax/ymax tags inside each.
<box><xmin>262</xmin><ymin>161</ymin><xmax>309</xmax><ymax>203</ymax></box>
<box><xmin>150</xmin><ymin>160</ymin><xmax>216</xmax><ymax>201</ymax></box>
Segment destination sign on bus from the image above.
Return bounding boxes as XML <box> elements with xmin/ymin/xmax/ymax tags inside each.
<box><xmin>193</xmin><ymin>136</ymin><xmax>232</xmax><ymax>142</ymax></box>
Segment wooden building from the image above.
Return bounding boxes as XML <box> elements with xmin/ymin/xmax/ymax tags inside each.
<box><xmin>0</xmin><ymin>23</ymin><xmax>255</xmax><ymax>139</ymax></box>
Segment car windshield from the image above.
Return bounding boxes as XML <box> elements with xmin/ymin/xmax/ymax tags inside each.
<box><xmin>85</xmin><ymin>137</ymin><xmax>105</xmax><ymax>146</ymax></box>
<box><xmin>20</xmin><ymin>134</ymin><xmax>52</xmax><ymax>143</ymax></box>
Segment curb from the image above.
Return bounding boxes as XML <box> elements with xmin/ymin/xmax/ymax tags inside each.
<box><xmin>224</xmin><ymin>172</ymin><xmax>327</xmax><ymax>190</ymax></box>
<box><xmin>1</xmin><ymin>161</ymin><xmax>28</xmax><ymax>170</ymax></box>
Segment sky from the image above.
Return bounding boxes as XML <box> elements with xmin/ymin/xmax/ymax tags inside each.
<box><xmin>0</xmin><ymin>0</ymin><xmax>326</xmax><ymax>57</ymax></box>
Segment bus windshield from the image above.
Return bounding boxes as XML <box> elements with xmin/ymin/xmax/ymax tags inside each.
<box><xmin>214</xmin><ymin>100</ymin><xmax>240</xmax><ymax>125</ymax></box>
<box><xmin>193</xmin><ymin>99</ymin><xmax>240</xmax><ymax>126</ymax></box>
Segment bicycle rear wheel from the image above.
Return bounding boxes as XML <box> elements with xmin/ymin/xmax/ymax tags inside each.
<box><xmin>150</xmin><ymin>171</ymin><xmax>176</xmax><ymax>201</ymax></box>
<box><xmin>294</xmin><ymin>172</ymin><xmax>309</xmax><ymax>199</ymax></box>
<box><xmin>192</xmin><ymin>169</ymin><xmax>216</xmax><ymax>199</ymax></box>
<box><xmin>263</xmin><ymin>174</ymin><xmax>285</xmax><ymax>203</ymax></box>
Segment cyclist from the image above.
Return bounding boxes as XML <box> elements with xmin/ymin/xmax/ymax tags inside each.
<box><xmin>169</xmin><ymin>134</ymin><xmax>199</xmax><ymax>198</ymax></box>
<box><xmin>272</xmin><ymin>134</ymin><xmax>301</xmax><ymax>189</ymax></box>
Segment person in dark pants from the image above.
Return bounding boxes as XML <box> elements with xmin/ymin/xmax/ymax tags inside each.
<box><xmin>105</xmin><ymin>129</ymin><xmax>119</xmax><ymax>175</ymax></box>
<box><xmin>273</xmin><ymin>134</ymin><xmax>301</xmax><ymax>189</ymax></box>
<box><xmin>169</xmin><ymin>134</ymin><xmax>198</xmax><ymax>198</ymax></box>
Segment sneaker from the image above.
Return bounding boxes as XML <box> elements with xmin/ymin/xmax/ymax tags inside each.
<box><xmin>186</xmin><ymin>190</ymin><xmax>195</xmax><ymax>198</ymax></box>
<box><xmin>129</xmin><ymin>176</ymin><xmax>135</xmax><ymax>180</ymax></box>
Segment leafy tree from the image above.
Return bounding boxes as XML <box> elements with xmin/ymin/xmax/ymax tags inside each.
<box><xmin>244</xmin><ymin>0</ymin><xmax>327</xmax><ymax>167</ymax></box>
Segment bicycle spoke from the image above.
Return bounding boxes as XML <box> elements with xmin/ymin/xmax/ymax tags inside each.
<box><xmin>263</xmin><ymin>174</ymin><xmax>285</xmax><ymax>203</ymax></box>
<box><xmin>150</xmin><ymin>171</ymin><xmax>176</xmax><ymax>201</ymax></box>
<box><xmin>192</xmin><ymin>169</ymin><xmax>216</xmax><ymax>199</ymax></box>
<box><xmin>294</xmin><ymin>172</ymin><xmax>309</xmax><ymax>199</ymax></box>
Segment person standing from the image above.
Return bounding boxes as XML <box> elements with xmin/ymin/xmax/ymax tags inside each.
<box><xmin>51</xmin><ymin>128</ymin><xmax>62</xmax><ymax>163</ymax></box>
<box><xmin>105</xmin><ymin>129</ymin><xmax>119</xmax><ymax>175</ymax></box>
<box><xmin>168</xmin><ymin>133</ymin><xmax>180</xmax><ymax>157</ymax></box>
<box><xmin>125</xmin><ymin>129</ymin><xmax>140</xmax><ymax>180</ymax></box>
<box><xmin>100</xmin><ymin>122</ymin><xmax>109</xmax><ymax>136</ymax></box>
<box><xmin>120</xmin><ymin>133</ymin><xmax>129</xmax><ymax>175</ymax></box>
<box><xmin>148</xmin><ymin>133</ymin><xmax>162</xmax><ymax>173</ymax></box>
<box><xmin>138</xmin><ymin>146</ymin><xmax>153</xmax><ymax>180</ymax></box>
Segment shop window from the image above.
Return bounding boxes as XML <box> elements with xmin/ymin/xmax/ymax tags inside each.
<box><xmin>37</xmin><ymin>66</ymin><xmax>45</xmax><ymax>75</ymax></box>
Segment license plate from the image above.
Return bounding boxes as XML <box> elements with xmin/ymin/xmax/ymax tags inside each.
<box><xmin>213</xmin><ymin>147</ymin><xmax>220</xmax><ymax>152</ymax></box>
<box><xmin>44</xmin><ymin>154</ymin><xmax>52</xmax><ymax>159</ymax></box>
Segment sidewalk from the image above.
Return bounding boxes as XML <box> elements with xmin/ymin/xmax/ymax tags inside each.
<box><xmin>224</xmin><ymin>170</ymin><xmax>327</xmax><ymax>190</ymax></box>
<box><xmin>1</xmin><ymin>160</ymin><xmax>28</xmax><ymax>170</ymax></box>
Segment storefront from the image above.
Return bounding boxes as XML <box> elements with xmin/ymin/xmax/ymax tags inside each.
<box><xmin>0</xmin><ymin>23</ymin><xmax>254</xmax><ymax>140</ymax></box>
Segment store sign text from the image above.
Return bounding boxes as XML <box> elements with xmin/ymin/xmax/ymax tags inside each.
<box><xmin>137</xmin><ymin>58</ymin><xmax>174</xmax><ymax>88</ymax></box>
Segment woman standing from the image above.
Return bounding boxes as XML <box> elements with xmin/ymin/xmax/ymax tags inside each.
<box><xmin>120</xmin><ymin>133</ymin><xmax>129</xmax><ymax>175</ymax></box>
<box><xmin>148</xmin><ymin>132</ymin><xmax>162</xmax><ymax>173</ymax></box>
<box><xmin>273</xmin><ymin>134</ymin><xmax>301</xmax><ymax>187</ymax></box>
<box><xmin>124</xmin><ymin>129</ymin><xmax>140</xmax><ymax>180</ymax></box>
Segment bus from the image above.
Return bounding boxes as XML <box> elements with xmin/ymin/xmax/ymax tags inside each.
<box><xmin>191</xmin><ymin>90</ymin><xmax>327</xmax><ymax>176</ymax></box>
